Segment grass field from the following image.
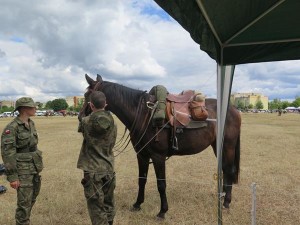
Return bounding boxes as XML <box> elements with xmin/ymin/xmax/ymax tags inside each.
<box><xmin>0</xmin><ymin>113</ymin><xmax>299</xmax><ymax>225</ymax></box>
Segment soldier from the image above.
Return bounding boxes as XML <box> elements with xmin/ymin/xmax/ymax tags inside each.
<box><xmin>77</xmin><ymin>91</ymin><xmax>117</xmax><ymax>225</ymax></box>
<box><xmin>1</xmin><ymin>97</ymin><xmax>43</xmax><ymax>225</ymax></box>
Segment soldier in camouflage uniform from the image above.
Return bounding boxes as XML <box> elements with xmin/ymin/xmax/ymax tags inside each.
<box><xmin>1</xmin><ymin>97</ymin><xmax>43</xmax><ymax>225</ymax></box>
<box><xmin>77</xmin><ymin>91</ymin><xmax>117</xmax><ymax>225</ymax></box>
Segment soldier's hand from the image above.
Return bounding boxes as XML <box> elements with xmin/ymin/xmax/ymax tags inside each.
<box><xmin>10</xmin><ymin>180</ymin><xmax>20</xmax><ymax>189</ymax></box>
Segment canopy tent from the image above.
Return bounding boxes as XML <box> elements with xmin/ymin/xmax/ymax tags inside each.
<box><xmin>154</xmin><ymin>0</ymin><xmax>300</xmax><ymax>224</ymax></box>
<box><xmin>154</xmin><ymin>0</ymin><xmax>300</xmax><ymax>65</ymax></box>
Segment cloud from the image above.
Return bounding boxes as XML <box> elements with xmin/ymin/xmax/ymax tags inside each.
<box><xmin>234</xmin><ymin>62</ymin><xmax>300</xmax><ymax>100</ymax></box>
<box><xmin>0</xmin><ymin>0</ymin><xmax>299</xmax><ymax>103</ymax></box>
<box><xmin>0</xmin><ymin>49</ymin><xmax>6</xmax><ymax>58</ymax></box>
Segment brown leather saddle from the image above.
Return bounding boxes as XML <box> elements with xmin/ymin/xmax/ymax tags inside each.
<box><xmin>166</xmin><ymin>90</ymin><xmax>193</xmax><ymax>127</ymax></box>
<box><xmin>149</xmin><ymin>89</ymin><xmax>208</xmax><ymax>152</ymax></box>
<box><xmin>165</xmin><ymin>90</ymin><xmax>207</xmax><ymax>128</ymax></box>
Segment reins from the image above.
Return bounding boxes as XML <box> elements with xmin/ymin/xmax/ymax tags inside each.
<box><xmin>111</xmin><ymin>91</ymin><xmax>146</xmax><ymax>157</ymax></box>
<box><xmin>113</xmin><ymin>127</ymin><xmax>129</xmax><ymax>151</ymax></box>
<box><xmin>114</xmin><ymin>92</ymin><xmax>153</xmax><ymax>157</ymax></box>
<box><xmin>129</xmin><ymin>94</ymin><xmax>154</xmax><ymax>149</ymax></box>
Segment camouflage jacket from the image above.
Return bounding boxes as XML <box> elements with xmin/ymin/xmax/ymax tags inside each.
<box><xmin>77</xmin><ymin>110</ymin><xmax>117</xmax><ymax>173</ymax></box>
<box><xmin>1</xmin><ymin>117</ymin><xmax>43</xmax><ymax>182</ymax></box>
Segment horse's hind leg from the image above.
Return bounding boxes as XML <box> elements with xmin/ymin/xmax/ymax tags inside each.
<box><xmin>212</xmin><ymin>144</ymin><xmax>237</xmax><ymax>209</ymax></box>
<box><xmin>132</xmin><ymin>154</ymin><xmax>150</xmax><ymax>211</ymax></box>
<box><xmin>222</xmin><ymin>146</ymin><xmax>238</xmax><ymax>208</ymax></box>
<box><xmin>222</xmin><ymin>171</ymin><xmax>234</xmax><ymax>208</ymax></box>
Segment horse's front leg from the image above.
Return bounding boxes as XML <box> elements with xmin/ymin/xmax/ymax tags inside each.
<box><xmin>152</xmin><ymin>155</ymin><xmax>168</xmax><ymax>219</ymax></box>
<box><xmin>132</xmin><ymin>154</ymin><xmax>150</xmax><ymax>211</ymax></box>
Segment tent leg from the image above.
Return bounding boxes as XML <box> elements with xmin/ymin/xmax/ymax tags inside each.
<box><xmin>216</xmin><ymin>64</ymin><xmax>235</xmax><ymax>225</ymax></box>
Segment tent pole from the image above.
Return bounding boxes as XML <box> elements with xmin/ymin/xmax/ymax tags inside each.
<box><xmin>216</xmin><ymin>64</ymin><xmax>235</xmax><ymax>225</ymax></box>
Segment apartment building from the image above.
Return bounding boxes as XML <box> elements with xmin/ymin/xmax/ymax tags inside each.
<box><xmin>231</xmin><ymin>93</ymin><xmax>269</xmax><ymax>110</ymax></box>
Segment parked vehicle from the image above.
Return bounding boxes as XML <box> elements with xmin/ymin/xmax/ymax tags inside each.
<box><xmin>0</xmin><ymin>112</ymin><xmax>12</xmax><ymax>117</ymax></box>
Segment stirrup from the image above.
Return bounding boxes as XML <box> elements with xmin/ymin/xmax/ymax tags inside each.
<box><xmin>172</xmin><ymin>136</ymin><xmax>179</xmax><ymax>151</ymax></box>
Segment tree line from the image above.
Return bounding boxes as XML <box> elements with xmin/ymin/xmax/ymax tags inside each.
<box><xmin>268</xmin><ymin>96</ymin><xmax>300</xmax><ymax>110</ymax></box>
<box><xmin>2</xmin><ymin>96</ymin><xmax>299</xmax><ymax>114</ymax></box>
<box><xmin>0</xmin><ymin>98</ymin><xmax>84</xmax><ymax>113</ymax></box>
<box><xmin>233</xmin><ymin>96</ymin><xmax>300</xmax><ymax>111</ymax></box>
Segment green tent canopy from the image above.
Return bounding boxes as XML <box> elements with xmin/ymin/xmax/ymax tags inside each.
<box><xmin>154</xmin><ymin>0</ymin><xmax>300</xmax><ymax>65</ymax></box>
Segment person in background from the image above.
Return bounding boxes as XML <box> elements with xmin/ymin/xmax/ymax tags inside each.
<box><xmin>77</xmin><ymin>91</ymin><xmax>117</xmax><ymax>225</ymax></box>
<box><xmin>1</xmin><ymin>97</ymin><xmax>43</xmax><ymax>225</ymax></box>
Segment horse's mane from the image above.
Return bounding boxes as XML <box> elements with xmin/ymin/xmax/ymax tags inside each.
<box><xmin>101</xmin><ymin>81</ymin><xmax>147</xmax><ymax>108</ymax></box>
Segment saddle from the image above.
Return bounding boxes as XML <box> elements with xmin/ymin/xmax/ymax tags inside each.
<box><xmin>165</xmin><ymin>90</ymin><xmax>208</xmax><ymax>128</ymax></box>
<box><xmin>149</xmin><ymin>87</ymin><xmax>208</xmax><ymax>153</ymax></box>
<box><xmin>165</xmin><ymin>90</ymin><xmax>208</xmax><ymax>152</ymax></box>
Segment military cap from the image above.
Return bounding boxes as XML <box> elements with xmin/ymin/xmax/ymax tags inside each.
<box><xmin>14</xmin><ymin>97</ymin><xmax>37</xmax><ymax>111</ymax></box>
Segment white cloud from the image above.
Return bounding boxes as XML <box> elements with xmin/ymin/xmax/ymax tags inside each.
<box><xmin>0</xmin><ymin>0</ymin><xmax>299</xmax><ymax>103</ymax></box>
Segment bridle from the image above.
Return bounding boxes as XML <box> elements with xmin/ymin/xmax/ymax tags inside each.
<box><xmin>79</xmin><ymin>81</ymin><xmax>103</xmax><ymax>120</ymax></box>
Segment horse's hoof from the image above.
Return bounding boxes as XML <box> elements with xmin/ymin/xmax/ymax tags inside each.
<box><xmin>156</xmin><ymin>212</ymin><xmax>165</xmax><ymax>219</ymax></box>
<box><xmin>130</xmin><ymin>205</ymin><xmax>141</xmax><ymax>212</ymax></box>
<box><xmin>223</xmin><ymin>202</ymin><xmax>230</xmax><ymax>209</ymax></box>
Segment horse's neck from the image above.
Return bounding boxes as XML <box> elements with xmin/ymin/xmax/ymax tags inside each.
<box><xmin>104</xmin><ymin>83</ymin><xmax>143</xmax><ymax>129</ymax></box>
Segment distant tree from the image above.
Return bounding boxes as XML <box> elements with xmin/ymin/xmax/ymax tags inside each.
<box><xmin>1</xmin><ymin>106</ymin><xmax>14</xmax><ymax>113</ymax></box>
<box><xmin>51</xmin><ymin>99</ymin><xmax>68</xmax><ymax>112</ymax></box>
<box><xmin>281</xmin><ymin>101</ymin><xmax>291</xmax><ymax>109</ymax></box>
<box><xmin>36</xmin><ymin>102</ymin><xmax>43</xmax><ymax>109</ymax></box>
<box><xmin>256</xmin><ymin>100</ymin><xmax>264</xmax><ymax>110</ymax></box>
<box><xmin>237</xmin><ymin>100</ymin><xmax>245</xmax><ymax>110</ymax></box>
<box><xmin>268</xmin><ymin>98</ymin><xmax>282</xmax><ymax>110</ymax></box>
<box><xmin>45</xmin><ymin>101</ymin><xmax>53</xmax><ymax>109</ymax></box>
<box><xmin>291</xmin><ymin>96</ymin><xmax>300</xmax><ymax>107</ymax></box>
<box><xmin>248</xmin><ymin>103</ymin><xmax>253</xmax><ymax>109</ymax></box>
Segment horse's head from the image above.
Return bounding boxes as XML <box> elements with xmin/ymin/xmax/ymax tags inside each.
<box><xmin>78</xmin><ymin>74</ymin><xmax>104</xmax><ymax>121</ymax></box>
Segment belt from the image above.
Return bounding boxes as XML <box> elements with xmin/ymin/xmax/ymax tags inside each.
<box><xmin>17</xmin><ymin>145</ymin><xmax>37</xmax><ymax>153</ymax></box>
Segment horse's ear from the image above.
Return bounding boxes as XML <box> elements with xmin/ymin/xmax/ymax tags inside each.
<box><xmin>96</xmin><ymin>74</ymin><xmax>103</xmax><ymax>83</ymax></box>
<box><xmin>85</xmin><ymin>74</ymin><xmax>94</xmax><ymax>86</ymax></box>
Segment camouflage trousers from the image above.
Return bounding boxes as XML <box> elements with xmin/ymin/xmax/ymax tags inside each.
<box><xmin>16</xmin><ymin>174</ymin><xmax>41</xmax><ymax>225</ymax></box>
<box><xmin>81</xmin><ymin>172</ymin><xmax>116</xmax><ymax>225</ymax></box>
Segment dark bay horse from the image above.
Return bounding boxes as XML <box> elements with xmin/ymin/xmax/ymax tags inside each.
<box><xmin>79</xmin><ymin>74</ymin><xmax>241</xmax><ymax>219</ymax></box>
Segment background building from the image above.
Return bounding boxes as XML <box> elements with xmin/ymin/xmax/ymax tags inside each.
<box><xmin>65</xmin><ymin>96</ymin><xmax>84</xmax><ymax>108</ymax></box>
<box><xmin>231</xmin><ymin>93</ymin><xmax>269</xmax><ymax>110</ymax></box>
<box><xmin>0</xmin><ymin>100</ymin><xmax>15</xmax><ymax>108</ymax></box>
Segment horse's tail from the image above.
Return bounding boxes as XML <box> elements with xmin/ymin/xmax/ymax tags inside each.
<box><xmin>233</xmin><ymin>134</ymin><xmax>240</xmax><ymax>184</ymax></box>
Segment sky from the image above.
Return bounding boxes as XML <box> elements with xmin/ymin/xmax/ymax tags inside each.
<box><xmin>0</xmin><ymin>0</ymin><xmax>300</xmax><ymax>103</ymax></box>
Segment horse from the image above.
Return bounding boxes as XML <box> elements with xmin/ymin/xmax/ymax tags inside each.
<box><xmin>79</xmin><ymin>74</ymin><xmax>241</xmax><ymax>219</ymax></box>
